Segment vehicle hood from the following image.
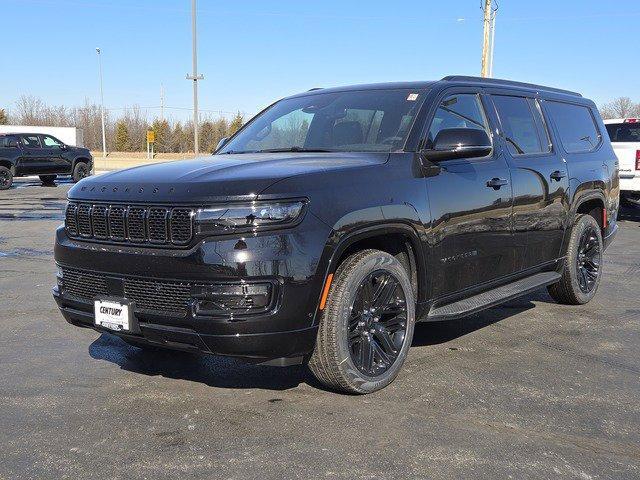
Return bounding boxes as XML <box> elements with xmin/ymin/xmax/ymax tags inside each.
<box><xmin>68</xmin><ymin>152</ymin><xmax>389</xmax><ymax>203</ymax></box>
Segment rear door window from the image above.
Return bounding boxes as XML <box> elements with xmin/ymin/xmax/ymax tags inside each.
<box><xmin>605</xmin><ymin>123</ymin><xmax>640</xmax><ymax>143</ymax></box>
<box><xmin>21</xmin><ymin>135</ymin><xmax>42</xmax><ymax>149</ymax></box>
<box><xmin>492</xmin><ymin>95</ymin><xmax>545</xmax><ymax>155</ymax></box>
<box><xmin>546</xmin><ymin>101</ymin><xmax>601</xmax><ymax>153</ymax></box>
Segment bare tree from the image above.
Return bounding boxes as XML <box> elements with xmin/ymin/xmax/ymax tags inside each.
<box><xmin>600</xmin><ymin>97</ymin><xmax>640</xmax><ymax>119</ymax></box>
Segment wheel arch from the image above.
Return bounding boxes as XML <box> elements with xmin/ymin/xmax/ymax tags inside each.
<box><xmin>321</xmin><ymin>223</ymin><xmax>427</xmax><ymax>315</ymax></box>
<box><xmin>561</xmin><ymin>190</ymin><xmax>607</xmax><ymax>256</ymax></box>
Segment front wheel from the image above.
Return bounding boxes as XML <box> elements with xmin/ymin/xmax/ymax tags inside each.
<box><xmin>548</xmin><ymin>214</ymin><xmax>603</xmax><ymax>305</ymax></box>
<box><xmin>308</xmin><ymin>249</ymin><xmax>415</xmax><ymax>394</ymax></box>
<box><xmin>72</xmin><ymin>162</ymin><xmax>90</xmax><ymax>182</ymax></box>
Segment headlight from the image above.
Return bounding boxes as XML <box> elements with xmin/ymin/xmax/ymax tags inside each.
<box><xmin>195</xmin><ymin>200</ymin><xmax>306</xmax><ymax>234</ymax></box>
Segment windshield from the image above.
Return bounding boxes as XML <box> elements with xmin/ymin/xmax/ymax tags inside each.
<box><xmin>605</xmin><ymin>123</ymin><xmax>640</xmax><ymax>143</ymax></box>
<box><xmin>219</xmin><ymin>89</ymin><xmax>425</xmax><ymax>154</ymax></box>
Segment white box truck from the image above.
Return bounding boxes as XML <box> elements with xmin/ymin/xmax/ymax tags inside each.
<box><xmin>0</xmin><ymin>125</ymin><xmax>84</xmax><ymax>147</ymax></box>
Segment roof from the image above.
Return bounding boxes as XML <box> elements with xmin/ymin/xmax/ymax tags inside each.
<box><xmin>285</xmin><ymin>76</ymin><xmax>583</xmax><ymax>101</ymax></box>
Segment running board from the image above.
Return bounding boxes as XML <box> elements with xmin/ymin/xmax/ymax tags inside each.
<box><xmin>427</xmin><ymin>271</ymin><xmax>561</xmax><ymax>321</ymax></box>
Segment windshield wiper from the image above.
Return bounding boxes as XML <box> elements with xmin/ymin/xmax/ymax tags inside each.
<box><xmin>221</xmin><ymin>149</ymin><xmax>259</xmax><ymax>154</ymax></box>
<box><xmin>257</xmin><ymin>147</ymin><xmax>333</xmax><ymax>153</ymax></box>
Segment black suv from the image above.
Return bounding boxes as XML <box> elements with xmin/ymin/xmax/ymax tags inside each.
<box><xmin>0</xmin><ymin>133</ymin><xmax>92</xmax><ymax>189</ymax></box>
<box><xmin>53</xmin><ymin>76</ymin><xmax>619</xmax><ymax>394</ymax></box>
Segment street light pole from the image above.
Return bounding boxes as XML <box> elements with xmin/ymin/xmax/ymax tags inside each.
<box><xmin>96</xmin><ymin>47</ymin><xmax>107</xmax><ymax>159</ymax></box>
<box><xmin>186</xmin><ymin>0</ymin><xmax>204</xmax><ymax>157</ymax></box>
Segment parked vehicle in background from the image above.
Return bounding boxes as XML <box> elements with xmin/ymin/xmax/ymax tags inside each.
<box><xmin>604</xmin><ymin>118</ymin><xmax>640</xmax><ymax>205</ymax></box>
<box><xmin>0</xmin><ymin>133</ymin><xmax>92</xmax><ymax>189</ymax></box>
<box><xmin>53</xmin><ymin>76</ymin><xmax>618</xmax><ymax>394</ymax></box>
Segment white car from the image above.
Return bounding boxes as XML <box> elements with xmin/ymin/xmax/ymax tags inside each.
<box><xmin>604</xmin><ymin>118</ymin><xmax>640</xmax><ymax>204</ymax></box>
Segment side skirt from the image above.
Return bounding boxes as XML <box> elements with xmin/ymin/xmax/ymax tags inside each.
<box><xmin>425</xmin><ymin>271</ymin><xmax>561</xmax><ymax>322</ymax></box>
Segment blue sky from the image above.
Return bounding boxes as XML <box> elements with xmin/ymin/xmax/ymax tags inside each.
<box><xmin>2</xmin><ymin>0</ymin><xmax>640</xmax><ymax>123</ymax></box>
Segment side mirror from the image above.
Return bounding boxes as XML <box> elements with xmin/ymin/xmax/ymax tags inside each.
<box><xmin>6</xmin><ymin>140</ymin><xmax>19</xmax><ymax>148</ymax></box>
<box><xmin>421</xmin><ymin>128</ymin><xmax>492</xmax><ymax>163</ymax></box>
<box><xmin>215</xmin><ymin>137</ymin><xmax>229</xmax><ymax>152</ymax></box>
<box><xmin>60</xmin><ymin>144</ymin><xmax>67</xmax><ymax>150</ymax></box>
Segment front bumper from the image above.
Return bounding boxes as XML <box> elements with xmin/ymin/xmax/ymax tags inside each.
<box><xmin>53</xmin><ymin>287</ymin><xmax>317</xmax><ymax>360</ymax></box>
<box><xmin>53</xmin><ymin>213</ymin><xmax>331</xmax><ymax>360</ymax></box>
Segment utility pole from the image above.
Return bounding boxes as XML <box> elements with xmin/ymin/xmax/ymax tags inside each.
<box><xmin>96</xmin><ymin>47</ymin><xmax>107</xmax><ymax>159</ymax></box>
<box><xmin>186</xmin><ymin>0</ymin><xmax>204</xmax><ymax>157</ymax></box>
<box><xmin>488</xmin><ymin>9</ymin><xmax>496</xmax><ymax>77</ymax></box>
<box><xmin>480</xmin><ymin>0</ymin><xmax>492</xmax><ymax>77</ymax></box>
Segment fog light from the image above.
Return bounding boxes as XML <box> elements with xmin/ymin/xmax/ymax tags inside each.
<box><xmin>193</xmin><ymin>283</ymin><xmax>273</xmax><ymax>315</ymax></box>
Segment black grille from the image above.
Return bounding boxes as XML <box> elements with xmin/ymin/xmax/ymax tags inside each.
<box><xmin>148</xmin><ymin>207</ymin><xmax>168</xmax><ymax>243</ymax></box>
<box><xmin>77</xmin><ymin>204</ymin><xmax>92</xmax><ymax>237</ymax></box>
<box><xmin>92</xmin><ymin>205</ymin><xmax>109</xmax><ymax>239</ymax></box>
<box><xmin>127</xmin><ymin>206</ymin><xmax>146</xmax><ymax>242</ymax></box>
<box><xmin>65</xmin><ymin>203</ymin><xmax>78</xmax><ymax>236</ymax></box>
<box><xmin>124</xmin><ymin>278</ymin><xmax>191</xmax><ymax>316</ymax></box>
<box><xmin>65</xmin><ymin>202</ymin><xmax>195</xmax><ymax>247</ymax></box>
<box><xmin>61</xmin><ymin>267</ymin><xmax>108</xmax><ymax>300</ymax></box>
<box><xmin>109</xmin><ymin>206</ymin><xmax>126</xmax><ymax>241</ymax></box>
<box><xmin>170</xmin><ymin>208</ymin><xmax>193</xmax><ymax>244</ymax></box>
<box><xmin>61</xmin><ymin>268</ymin><xmax>192</xmax><ymax>317</ymax></box>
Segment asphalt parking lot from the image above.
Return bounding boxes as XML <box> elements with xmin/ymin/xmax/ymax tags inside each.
<box><xmin>1</xmin><ymin>177</ymin><xmax>639</xmax><ymax>479</ymax></box>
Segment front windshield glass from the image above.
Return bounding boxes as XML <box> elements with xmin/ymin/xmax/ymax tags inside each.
<box><xmin>219</xmin><ymin>89</ymin><xmax>425</xmax><ymax>154</ymax></box>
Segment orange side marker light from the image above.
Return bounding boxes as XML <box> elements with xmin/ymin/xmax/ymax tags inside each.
<box><xmin>319</xmin><ymin>273</ymin><xmax>334</xmax><ymax>311</ymax></box>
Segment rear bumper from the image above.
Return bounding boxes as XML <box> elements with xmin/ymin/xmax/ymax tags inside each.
<box><xmin>53</xmin><ymin>286</ymin><xmax>318</xmax><ymax>360</ymax></box>
<box><xmin>620</xmin><ymin>175</ymin><xmax>640</xmax><ymax>194</ymax></box>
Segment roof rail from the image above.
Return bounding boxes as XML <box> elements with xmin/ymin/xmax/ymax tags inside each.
<box><xmin>441</xmin><ymin>75</ymin><xmax>582</xmax><ymax>97</ymax></box>
<box><xmin>308</xmin><ymin>87</ymin><xmax>323</xmax><ymax>91</ymax></box>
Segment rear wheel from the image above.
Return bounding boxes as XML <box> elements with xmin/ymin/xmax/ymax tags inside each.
<box><xmin>308</xmin><ymin>249</ymin><xmax>415</xmax><ymax>394</ymax></box>
<box><xmin>72</xmin><ymin>162</ymin><xmax>89</xmax><ymax>182</ymax></box>
<box><xmin>548</xmin><ymin>214</ymin><xmax>603</xmax><ymax>305</ymax></box>
<box><xmin>0</xmin><ymin>166</ymin><xmax>13</xmax><ymax>190</ymax></box>
<box><xmin>39</xmin><ymin>174</ymin><xmax>57</xmax><ymax>185</ymax></box>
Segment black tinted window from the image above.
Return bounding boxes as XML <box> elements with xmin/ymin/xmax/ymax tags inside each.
<box><xmin>21</xmin><ymin>135</ymin><xmax>41</xmax><ymax>148</ymax></box>
<box><xmin>0</xmin><ymin>136</ymin><xmax>18</xmax><ymax>148</ymax></box>
<box><xmin>492</xmin><ymin>96</ymin><xmax>543</xmax><ymax>155</ymax></box>
<box><xmin>546</xmin><ymin>101</ymin><xmax>601</xmax><ymax>153</ymax></box>
<box><xmin>605</xmin><ymin>123</ymin><xmax>640</xmax><ymax>143</ymax></box>
<box><xmin>427</xmin><ymin>94</ymin><xmax>488</xmax><ymax>146</ymax></box>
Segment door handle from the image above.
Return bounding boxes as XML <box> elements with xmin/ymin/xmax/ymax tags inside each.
<box><xmin>486</xmin><ymin>177</ymin><xmax>508</xmax><ymax>190</ymax></box>
<box><xmin>550</xmin><ymin>170</ymin><xmax>566</xmax><ymax>181</ymax></box>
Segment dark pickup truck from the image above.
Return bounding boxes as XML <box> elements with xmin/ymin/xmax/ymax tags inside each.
<box><xmin>0</xmin><ymin>133</ymin><xmax>92</xmax><ymax>189</ymax></box>
<box><xmin>53</xmin><ymin>76</ymin><xmax>619</xmax><ymax>394</ymax></box>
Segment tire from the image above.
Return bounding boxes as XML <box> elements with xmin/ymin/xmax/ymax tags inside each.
<box><xmin>72</xmin><ymin>162</ymin><xmax>90</xmax><ymax>182</ymax></box>
<box><xmin>39</xmin><ymin>174</ymin><xmax>57</xmax><ymax>185</ymax></box>
<box><xmin>308</xmin><ymin>249</ymin><xmax>416</xmax><ymax>394</ymax></box>
<box><xmin>548</xmin><ymin>214</ymin><xmax>603</xmax><ymax>305</ymax></box>
<box><xmin>0</xmin><ymin>166</ymin><xmax>13</xmax><ymax>190</ymax></box>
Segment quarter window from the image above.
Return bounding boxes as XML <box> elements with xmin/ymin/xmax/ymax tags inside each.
<box><xmin>427</xmin><ymin>94</ymin><xmax>489</xmax><ymax>146</ymax></box>
<box><xmin>492</xmin><ymin>95</ymin><xmax>545</xmax><ymax>155</ymax></box>
<box><xmin>21</xmin><ymin>135</ymin><xmax>41</xmax><ymax>149</ymax></box>
<box><xmin>546</xmin><ymin>101</ymin><xmax>601</xmax><ymax>153</ymax></box>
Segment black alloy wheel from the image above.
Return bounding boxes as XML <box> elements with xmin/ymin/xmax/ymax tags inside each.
<box><xmin>308</xmin><ymin>249</ymin><xmax>416</xmax><ymax>394</ymax></box>
<box><xmin>548</xmin><ymin>214</ymin><xmax>604</xmax><ymax>305</ymax></box>
<box><xmin>348</xmin><ymin>270</ymin><xmax>408</xmax><ymax>376</ymax></box>
<box><xmin>576</xmin><ymin>225</ymin><xmax>602</xmax><ymax>294</ymax></box>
